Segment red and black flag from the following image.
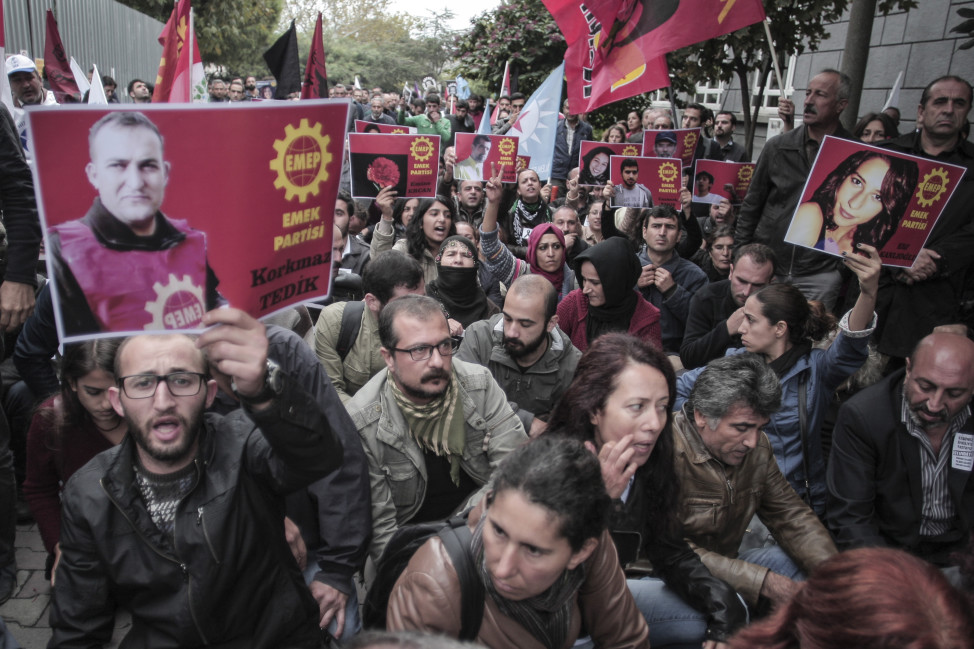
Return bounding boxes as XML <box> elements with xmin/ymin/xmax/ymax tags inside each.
<box><xmin>301</xmin><ymin>12</ymin><xmax>328</xmax><ymax>99</ymax></box>
<box><xmin>44</xmin><ymin>9</ymin><xmax>81</xmax><ymax>102</ymax></box>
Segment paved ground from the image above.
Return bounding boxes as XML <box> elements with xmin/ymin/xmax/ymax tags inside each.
<box><xmin>0</xmin><ymin>520</ymin><xmax>129</xmax><ymax>649</ymax></box>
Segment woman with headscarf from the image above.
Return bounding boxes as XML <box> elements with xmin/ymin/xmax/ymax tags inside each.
<box><xmin>426</xmin><ymin>235</ymin><xmax>500</xmax><ymax>328</ymax></box>
<box><xmin>556</xmin><ymin>238</ymin><xmax>661</xmax><ymax>352</ymax></box>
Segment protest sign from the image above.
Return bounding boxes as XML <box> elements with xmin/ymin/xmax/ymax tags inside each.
<box><xmin>354</xmin><ymin>119</ymin><xmax>416</xmax><ymax>134</ymax></box>
<box><xmin>783</xmin><ymin>136</ymin><xmax>965</xmax><ymax>267</ymax></box>
<box><xmin>609</xmin><ymin>156</ymin><xmax>682</xmax><ymax>209</ymax></box>
<box><xmin>28</xmin><ymin>101</ymin><xmax>349</xmax><ymax>342</ymax></box>
<box><xmin>642</xmin><ymin>127</ymin><xmax>700</xmax><ymax>169</ymax></box>
<box><xmin>577</xmin><ymin>140</ymin><xmax>641</xmax><ymax>186</ymax></box>
<box><xmin>454</xmin><ymin>133</ymin><xmax>520</xmax><ymax>182</ymax></box>
<box><xmin>348</xmin><ymin>132</ymin><xmax>440</xmax><ymax>199</ymax></box>
<box><xmin>693</xmin><ymin>160</ymin><xmax>754</xmax><ymax>205</ymax></box>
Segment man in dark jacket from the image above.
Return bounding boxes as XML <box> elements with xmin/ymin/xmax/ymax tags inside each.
<box><xmin>827</xmin><ymin>332</ymin><xmax>974</xmax><ymax>570</ymax></box>
<box><xmin>734</xmin><ymin>69</ymin><xmax>853</xmax><ymax>309</ymax></box>
<box><xmin>49</xmin><ymin>309</ymin><xmax>345</xmax><ymax>648</ymax></box>
<box><xmin>550</xmin><ymin>99</ymin><xmax>594</xmax><ymax>193</ymax></box>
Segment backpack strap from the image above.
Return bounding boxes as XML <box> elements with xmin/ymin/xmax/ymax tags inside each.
<box><xmin>337</xmin><ymin>300</ymin><xmax>366</xmax><ymax>362</ymax></box>
<box><xmin>438</xmin><ymin>517</ymin><xmax>484</xmax><ymax>641</ymax></box>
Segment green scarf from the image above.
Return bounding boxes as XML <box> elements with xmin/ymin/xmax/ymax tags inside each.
<box><xmin>389</xmin><ymin>368</ymin><xmax>467</xmax><ymax>485</ymax></box>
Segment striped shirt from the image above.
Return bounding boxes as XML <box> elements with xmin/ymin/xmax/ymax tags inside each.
<box><xmin>900</xmin><ymin>395</ymin><xmax>971</xmax><ymax>536</ymax></box>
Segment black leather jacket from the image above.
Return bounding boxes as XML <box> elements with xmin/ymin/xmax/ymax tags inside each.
<box><xmin>610</xmin><ymin>468</ymin><xmax>747</xmax><ymax>643</ymax></box>
<box><xmin>49</xmin><ymin>373</ymin><xmax>344</xmax><ymax>648</ymax></box>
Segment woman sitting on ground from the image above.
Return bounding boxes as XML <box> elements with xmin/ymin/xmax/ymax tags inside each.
<box><xmin>372</xmin><ymin>193</ymin><xmax>458</xmax><ymax>284</ymax></box>
<box><xmin>426</xmin><ymin>235</ymin><xmax>500</xmax><ymax>328</ymax></box>
<box><xmin>691</xmin><ymin>224</ymin><xmax>734</xmax><ymax>282</ymax></box>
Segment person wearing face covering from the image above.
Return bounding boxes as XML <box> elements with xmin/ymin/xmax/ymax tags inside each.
<box><xmin>426</xmin><ymin>236</ymin><xmax>500</xmax><ymax>328</ymax></box>
<box><xmin>556</xmin><ymin>238</ymin><xmax>661</xmax><ymax>352</ymax></box>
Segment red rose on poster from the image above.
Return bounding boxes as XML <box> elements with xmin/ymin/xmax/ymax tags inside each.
<box><xmin>368</xmin><ymin>157</ymin><xmax>400</xmax><ymax>189</ymax></box>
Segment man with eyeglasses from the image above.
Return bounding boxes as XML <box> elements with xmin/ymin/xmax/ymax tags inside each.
<box><xmin>49</xmin><ymin>308</ymin><xmax>346</xmax><ymax>647</ymax></box>
<box><xmin>346</xmin><ymin>294</ymin><xmax>527</xmax><ymax>562</ymax></box>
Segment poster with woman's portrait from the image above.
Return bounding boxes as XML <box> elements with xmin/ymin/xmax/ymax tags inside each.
<box><xmin>784</xmin><ymin>136</ymin><xmax>965</xmax><ymax>268</ymax></box>
<box><xmin>577</xmin><ymin>140</ymin><xmax>641</xmax><ymax>186</ymax></box>
<box><xmin>348</xmin><ymin>133</ymin><xmax>440</xmax><ymax>199</ymax></box>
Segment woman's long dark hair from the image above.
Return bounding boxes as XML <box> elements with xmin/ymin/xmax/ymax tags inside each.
<box><xmin>547</xmin><ymin>333</ymin><xmax>680</xmax><ymax>542</ymax></box>
<box><xmin>810</xmin><ymin>150</ymin><xmax>918</xmax><ymax>250</ymax></box>
<box><xmin>404</xmin><ymin>195</ymin><xmax>457</xmax><ymax>261</ymax></box>
<box><xmin>752</xmin><ymin>283</ymin><xmax>836</xmax><ymax>346</ymax></box>
<box><xmin>579</xmin><ymin>146</ymin><xmax>615</xmax><ymax>185</ymax></box>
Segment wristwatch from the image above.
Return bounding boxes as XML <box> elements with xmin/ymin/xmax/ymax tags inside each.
<box><xmin>232</xmin><ymin>359</ymin><xmax>283</xmax><ymax>406</ymax></box>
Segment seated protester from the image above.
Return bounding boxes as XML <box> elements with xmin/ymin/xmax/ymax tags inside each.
<box><xmin>827</xmin><ymin>332</ymin><xmax>974</xmax><ymax>570</ymax></box>
<box><xmin>676</xmin><ymin>246</ymin><xmax>880</xmax><ymax>516</ymax></box>
<box><xmin>548</xmin><ymin>334</ymin><xmax>748</xmax><ymax>647</ymax></box>
<box><xmin>24</xmin><ymin>339</ymin><xmax>124</xmax><ymax>582</ymax></box>
<box><xmin>599</xmin><ymin>185</ymin><xmax>703</xmax><ymax>261</ymax></box>
<box><xmin>315</xmin><ymin>251</ymin><xmax>426</xmax><ymax>403</ymax></box>
<box><xmin>728</xmin><ymin>548</ymin><xmax>974</xmax><ymax>649</ymax></box>
<box><xmin>582</xmin><ymin>201</ymin><xmax>604</xmax><ymax>246</ymax></box>
<box><xmin>697</xmin><ymin>197</ymin><xmax>735</xmax><ymax>241</ymax></box>
<box><xmin>371</xmin><ymin>195</ymin><xmax>458</xmax><ymax>285</ymax></box>
<box><xmin>453</xmin><ymin>179</ymin><xmax>486</xmax><ymax>227</ymax></box>
<box><xmin>690</xmin><ymin>224</ymin><xmax>734</xmax><ymax>283</ymax></box>
<box><xmin>634</xmin><ymin>205</ymin><xmax>709</xmax><ymax>357</ymax></box>
<box><xmin>680</xmin><ymin>243</ymin><xmax>776</xmax><ymax>370</ymax></box>
<box><xmin>563</xmin><ymin>167</ymin><xmax>595</xmax><ymax>216</ymax></box>
<box><xmin>345</xmin><ymin>295</ymin><xmax>527</xmax><ymax>562</ymax></box>
<box><xmin>673</xmin><ymin>354</ymin><xmax>837</xmax><ymax>610</ymax></box>
<box><xmin>426</xmin><ymin>235</ymin><xmax>500</xmax><ymax>328</ymax></box>
<box><xmin>480</xmin><ymin>179</ymin><xmax>577</xmax><ymax>302</ymax></box>
<box><xmin>507</xmin><ymin>169</ymin><xmax>552</xmax><ymax>247</ymax></box>
<box><xmin>457</xmin><ymin>275</ymin><xmax>581</xmax><ymax>439</ymax></box>
<box><xmin>454</xmin><ymin>221</ymin><xmax>504</xmax><ymax>309</ymax></box>
<box><xmin>387</xmin><ymin>436</ymin><xmax>651</xmax><ymax>649</ymax></box>
<box><xmin>557</xmin><ymin>237</ymin><xmax>662</xmax><ymax>353</ymax></box>
<box><xmin>552</xmin><ymin>206</ymin><xmax>589</xmax><ymax>266</ymax></box>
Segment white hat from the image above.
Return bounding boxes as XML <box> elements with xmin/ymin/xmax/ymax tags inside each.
<box><xmin>6</xmin><ymin>54</ymin><xmax>36</xmax><ymax>76</ymax></box>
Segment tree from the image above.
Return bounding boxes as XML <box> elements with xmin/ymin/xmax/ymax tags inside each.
<box><xmin>117</xmin><ymin>0</ymin><xmax>283</xmax><ymax>75</ymax></box>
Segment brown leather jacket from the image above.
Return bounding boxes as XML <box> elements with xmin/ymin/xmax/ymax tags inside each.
<box><xmin>672</xmin><ymin>411</ymin><xmax>837</xmax><ymax>604</ymax></box>
<box><xmin>387</xmin><ymin>502</ymin><xmax>650</xmax><ymax>649</ymax></box>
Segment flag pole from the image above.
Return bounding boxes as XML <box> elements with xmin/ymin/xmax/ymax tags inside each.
<box><xmin>762</xmin><ymin>19</ymin><xmax>784</xmax><ymax>95</ymax></box>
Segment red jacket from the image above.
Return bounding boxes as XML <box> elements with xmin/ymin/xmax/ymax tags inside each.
<box><xmin>556</xmin><ymin>289</ymin><xmax>662</xmax><ymax>352</ymax></box>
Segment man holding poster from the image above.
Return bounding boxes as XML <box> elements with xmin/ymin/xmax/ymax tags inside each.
<box><xmin>48</xmin><ymin>111</ymin><xmax>222</xmax><ymax>339</ymax></box>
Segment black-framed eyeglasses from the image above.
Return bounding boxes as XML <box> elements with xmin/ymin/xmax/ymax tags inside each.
<box><xmin>389</xmin><ymin>338</ymin><xmax>459</xmax><ymax>362</ymax></box>
<box><xmin>118</xmin><ymin>372</ymin><xmax>207</xmax><ymax>399</ymax></box>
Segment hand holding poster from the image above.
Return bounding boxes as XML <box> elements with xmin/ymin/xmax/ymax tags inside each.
<box><xmin>454</xmin><ymin>133</ymin><xmax>520</xmax><ymax>182</ymax></box>
<box><xmin>348</xmin><ymin>133</ymin><xmax>440</xmax><ymax>199</ymax></box>
<box><xmin>642</xmin><ymin>127</ymin><xmax>700</xmax><ymax>169</ymax></box>
<box><xmin>577</xmin><ymin>140</ymin><xmax>642</xmax><ymax>186</ymax></box>
<box><xmin>28</xmin><ymin>101</ymin><xmax>349</xmax><ymax>342</ymax></box>
<box><xmin>354</xmin><ymin>119</ymin><xmax>417</xmax><ymax>134</ymax></box>
<box><xmin>783</xmin><ymin>136</ymin><xmax>965</xmax><ymax>268</ymax></box>
<box><xmin>608</xmin><ymin>156</ymin><xmax>682</xmax><ymax>209</ymax></box>
<box><xmin>692</xmin><ymin>160</ymin><xmax>755</xmax><ymax>205</ymax></box>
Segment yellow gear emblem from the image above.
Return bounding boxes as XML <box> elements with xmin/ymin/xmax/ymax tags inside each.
<box><xmin>497</xmin><ymin>138</ymin><xmax>516</xmax><ymax>157</ymax></box>
<box><xmin>622</xmin><ymin>145</ymin><xmax>640</xmax><ymax>157</ymax></box>
<box><xmin>410</xmin><ymin>137</ymin><xmax>435</xmax><ymax>162</ymax></box>
<box><xmin>658</xmin><ymin>161</ymin><xmax>679</xmax><ymax>183</ymax></box>
<box><xmin>269</xmin><ymin>119</ymin><xmax>333</xmax><ymax>203</ymax></box>
<box><xmin>915</xmin><ymin>167</ymin><xmax>949</xmax><ymax>208</ymax></box>
<box><xmin>738</xmin><ymin>166</ymin><xmax>753</xmax><ymax>184</ymax></box>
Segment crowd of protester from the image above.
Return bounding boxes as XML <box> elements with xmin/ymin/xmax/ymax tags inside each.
<box><xmin>2</xmin><ymin>53</ymin><xmax>974</xmax><ymax>649</ymax></box>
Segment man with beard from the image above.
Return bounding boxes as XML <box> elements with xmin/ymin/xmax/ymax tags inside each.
<box><xmin>612</xmin><ymin>157</ymin><xmax>653</xmax><ymax>208</ymax></box>
<box><xmin>457</xmin><ymin>275</ymin><xmax>581</xmax><ymax>438</ymax></box>
<box><xmin>707</xmin><ymin>111</ymin><xmax>748</xmax><ymax>162</ymax></box>
<box><xmin>49</xmin><ymin>309</ymin><xmax>345</xmax><ymax>647</ymax></box>
<box><xmin>827</xmin><ymin>332</ymin><xmax>974</xmax><ymax>573</ymax></box>
<box><xmin>652</xmin><ymin>130</ymin><xmax>678</xmax><ymax>158</ymax></box>
<box><xmin>346</xmin><ymin>295</ymin><xmax>527</xmax><ymax>561</ymax></box>
<box><xmin>454</xmin><ymin>134</ymin><xmax>491</xmax><ymax>181</ymax></box>
<box><xmin>244</xmin><ymin>76</ymin><xmax>260</xmax><ymax>100</ymax></box>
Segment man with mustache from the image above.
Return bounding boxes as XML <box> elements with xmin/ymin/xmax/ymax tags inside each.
<box><xmin>346</xmin><ymin>295</ymin><xmax>528</xmax><ymax>561</ymax></box>
<box><xmin>827</xmin><ymin>332</ymin><xmax>974</xmax><ymax>574</ymax></box>
<box><xmin>735</xmin><ymin>69</ymin><xmax>852</xmax><ymax>310</ymax></box>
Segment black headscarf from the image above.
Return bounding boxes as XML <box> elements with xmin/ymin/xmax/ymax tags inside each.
<box><xmin>572</xmin><ymin>237</ymin><xmax>642</xmax><ymax>344</ymax></box>
<box><xmin>427</xmin><ymin>235</ymin><xmax>495</xmax><ymax>327</ymax></box>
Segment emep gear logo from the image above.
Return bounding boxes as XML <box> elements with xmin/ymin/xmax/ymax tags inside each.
<box><xmin>144</xmin><ymin>274</ymin><xmax>205</xmax><ymax>330</ymax></box>
<box><xmin>683</xmin><ymin>132</ymin><xmax>698</xmax><ymax>150</ymax></box>
<box><xmin>269</xmin><ymin>119</ymin><xmax>333</xmax><ymax>202</ymax></box>
<box><xmin>658</xmin><ymin>161</ymin><xmax>679</xmax><ymax>183</ymax></box>
<box><xmin>497</xmin><ymin>138</ymin><xmax>516</xmax><ymax>157</ymax></box>
<box><xmin>410</xmin><ymin>137</ymin><xmax>435</xmax><ymax>162</ymax></box>
<box><xmin>622</xmin><ymin>144</ymin><xmax>640</xmax><ymax>157</ymax></box>
<box><xmin>737</xmin><ymin>166</ymin><xmax>753</xmax><ymax>184</ymax></box>
<box><xmin>915</xmin><ymin>167</ymin><xmax>949</xmax><ymax>208</ymax></box>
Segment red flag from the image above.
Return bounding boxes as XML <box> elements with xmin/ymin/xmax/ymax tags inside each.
<box><xmin>44</xmin><ymin>10</ymin><xmax>81</xmax><ymax>102</ymax></box>
<box><xmin>301</xmin><ymin>13</ymin><xmax>327</xmax><ymax>99</ymax></box>
<box><xmin>153</xmin><ymin>0</ymin><xmax>205</xmax><ymax>102</ymax></box>
<box><xmin>545</xmin><ymin>0</ymin><xmax>766</xmax><ymax>113</ymax></box>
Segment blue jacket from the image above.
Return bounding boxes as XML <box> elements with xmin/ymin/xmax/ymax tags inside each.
<box><xmin>551</xmin><ymin>118</ymin><xmax>593</xmax><ymax>181</ymax></box>
<box><xmin>675</xmin><ymin>320</ymin><xmax>871</xmax><ymax>514</ymax></box>
<box><xmin>637</xmin><ymin>248</ymin><xmax>709</xmax><ymax>353</ymax></box>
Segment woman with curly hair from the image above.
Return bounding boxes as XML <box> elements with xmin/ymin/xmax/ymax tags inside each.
<box><xmin>786</xmin><ymin>150</ymin><xmax>918</xmax><ymax>257</ymax></box>
<box><xmin>371</xmin><ymin>192</ymin><xmax>457</xmax><ymax>284</ymax></box>
<box><xmin>602</xmin><ymin>124</ymin><xmax>627</xmax><ymax>144</ymax></box>
<box><xmin>548</xmin><ymin>333</ymin><xmax>748</xmax><ymax>648</ymax></box>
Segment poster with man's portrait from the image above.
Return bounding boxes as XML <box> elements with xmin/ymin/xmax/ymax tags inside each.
<box><xmin>692</xmin><ymin>160</ymin><xmax>755</xmax><ymax>205</ymax></box>
<box><xmin>348</xmin><ymin>133</ymin><xmax>440</xmax><ymax>199</ymax></box>
<box><xmin>783</xmin><ymin>136</ymin><xmax>965</xmax><ymax>267</ymax></box>
<box><xmin>642</xmin><ymin>127</ymin><xmax>700</xmax><ymax>169</ymax></box>
<box><xmin>28</xmin><ymin>101</ymin><xmax>350</xmax><ymax>342</ymax></box>
<box><xmin>454</xmin><ymin>133</ymin><xmax>521</xmax><ymax>182</ymax></box>
<box><xmin>608</xmin><ymin>156</ymin><xmax>682</xmax><ymax>209</ymax></box>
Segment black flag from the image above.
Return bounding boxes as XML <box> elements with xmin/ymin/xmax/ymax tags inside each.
<box><xmin>263</xmin><ymin>20</ymin><xmax>301</xmax><ymax>99</ymax></box>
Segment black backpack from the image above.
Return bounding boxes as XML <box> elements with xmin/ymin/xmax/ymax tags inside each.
<box><xmin>362</xmin><ymin>514</ymin><xmax>485</xmax><ymax>640</ymax></box>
